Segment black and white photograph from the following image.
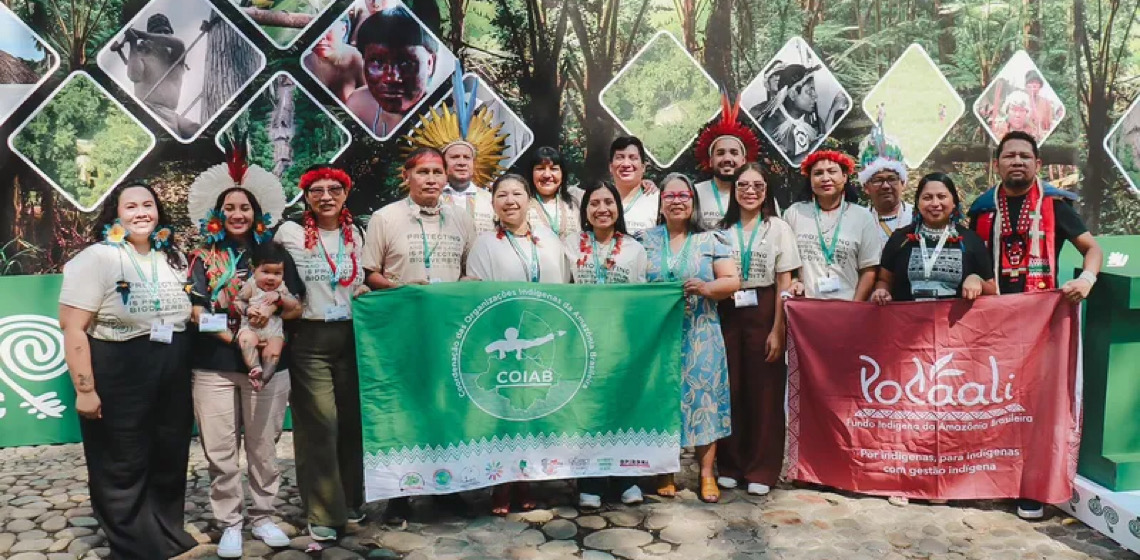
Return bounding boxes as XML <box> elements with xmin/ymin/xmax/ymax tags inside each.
<box><xmin>300</xmin><ymin>0</ymin><xmax>456</xmax><ymax>141</ymax></box>
<box><xmin>973</xmin><ymin>50</ymin><xmax>1066</xmax><ymax>145</ymax></box>
<box><xmin>741</xmin><ymin>36</ymin><xmax>852</xmax><ymax>166</ymax></box>
<box><xmin>96</xmin><ymin>0</ymin><xmax>266</xmax><ymax>143</ymax></box>
<box><xmin>0</xmin><ymin>4</ymin><xmax>59</xmax><ymax>127</ymax></box>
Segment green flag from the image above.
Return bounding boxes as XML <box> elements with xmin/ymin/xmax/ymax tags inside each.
<box><xmin>0</xmin><ymin>274</ymin><xmax>80</xmax><ymax>448</ymax></box>
<box><xmin>354</xmin><ymin>282</ymin><xmax>684</xmax><ymax>499</ymax></box>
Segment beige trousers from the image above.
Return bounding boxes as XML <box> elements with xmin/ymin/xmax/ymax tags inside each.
<box><xmin>192</xmin><ymin>368</ymin><xmax>290</xmax><ymax>528</ymax></box>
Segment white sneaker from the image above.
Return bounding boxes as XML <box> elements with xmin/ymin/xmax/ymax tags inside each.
<box><xmin>887</xmin><ymin>496</ymin><xmax>909</xmax><ymax>507</ymax></box>
<box><xmin>252</xmin><ymin>522</ymin><xmax>290</xmax><ymax>548</ymax></box>
<box><xmin>217</xmin><ymin>526</ymin><xmax>244</xmax><ymax>559</ymax></box>
<box><xmin>1016</xmin><ymin>501</ymin><xmax>1045</xmax><ymax>520</ymax></box>
<box><xmin>620</xmin><ymin>485</ymin><xmax>644</xmax><ymax>505</ymax></box>
<box><xmin>747</xmin><ymin>483</ymin><xmax>770</xmax><ymax>496</ymax></box>
<box><xmin>578</xmin><ymin>493</ymin><xmax>601</xmax><ymax>509</ymax></box>
<box><xmin>717</xmin><ymin>477</ymin><xmax>738</xmax><ymax>489</ymax></box>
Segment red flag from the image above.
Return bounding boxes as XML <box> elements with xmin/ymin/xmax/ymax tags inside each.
<box><xmin>786</xmin><ymin>292</ymin><xmax>1081</xmax><ymax>503</ymax></box>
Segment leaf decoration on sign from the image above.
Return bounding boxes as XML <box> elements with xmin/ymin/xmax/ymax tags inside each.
<box><xmin>928</xmin><ymin>353</ymin><xmax>964</xmax><ymax>380</ymax></box>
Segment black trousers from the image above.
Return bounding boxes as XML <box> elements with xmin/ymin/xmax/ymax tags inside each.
<box><xmin>81</xmin><ymin>333</ymin><xmax>197</xmax><ymax>560</ymax></box>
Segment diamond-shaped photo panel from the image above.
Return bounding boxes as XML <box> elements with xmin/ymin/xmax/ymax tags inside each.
<box><xmin>300</xmin><ymin>0</ymin><xmax>457</xmax><ymax>141</ymax></box>
<box><xmin>741</xmin><ymin>36</ymin><xmax>852</xmax><ymax>166</ymax></box>
<box><xmin>1104</xmin><ymin>95</ymin><xmax>1140</xmax><ymax>198</ymax></box>
<box><xmin>0</xmin><ymin>4</ymin><xmax>60</xmax><ymax>127</ymax></box>
<box><xmin>214</xmin><ymin>71</ymin><xmax>352</xmax><ymax>205</ymax></box>
<box><xmin>973</xmin><ymin>50</ymin><xmax>1065</xmax><ymax>146</ymax></box>
<box><xmin>861</xmin><ymin>44</ymin><xmax>964</xmax><ymax>168</ymax></box>
<box><xmin>228</xmin><ymin>0</ymin><xmax>337</xmax><ymax>50</ymax></box>
<box><xmin>95</xmin><ymin>0</ymin><xmax>266</xmax><ymax>143</ymax></box>
<box><xmin>599</xmin><ymin>31</ymin><xmax>721</xmax><ymax>168</ymax></box>
<box><xmin>8</xmin><ymin>72</ymin><xmax>156</xmax><ymax>212</ymax></box>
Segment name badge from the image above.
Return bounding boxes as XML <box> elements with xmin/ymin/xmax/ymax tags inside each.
<box><xmin>324</xmin><ymin>304</ymin><xmax>350</xmax><ymax>322</ymax></box>
<box><xmin>199</xmin><ymin>313</ymin><xmax>228</xmax><ymax>333</ymax></box>
<box><xmin>429</xmin><ymin>277</ymin><xmax>444</xmax><ymax>284</ymax></box>
<box><xmin>817</xmin><ymin>276</ymin><xmax>842</xmax><ymax>294</ymax></box>
<box><xmin>150</xmin><ymin>322</ymin><xmax>174</xmax><ymax>344</ymax></box>
<box><xmin>733</xmin><ymin>289</ymin><xmax>759</xmax><ymax>308</ymax></box>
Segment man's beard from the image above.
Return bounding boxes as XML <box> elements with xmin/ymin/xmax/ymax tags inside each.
<box><xmin>713</xmin><ymin>169</ymin><xmax>738</xmax><ymax>182</ymax></box>
<box><xmin>1003</xmin><ymin>175</ymin><xmax>1033</xmax><ymax>191</ymax></box>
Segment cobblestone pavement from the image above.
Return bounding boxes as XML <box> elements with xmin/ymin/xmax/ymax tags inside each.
<box><xmin>2</xmin><ymin>434</ymin><xmax>1137</xmax><ymax>560</ymax></box>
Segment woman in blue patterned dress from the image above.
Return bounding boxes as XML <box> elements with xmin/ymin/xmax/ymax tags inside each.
<box><xmin>637</xmin><ymin>172</ymin><xmax>740</xmax><ymax>503</ymax></box>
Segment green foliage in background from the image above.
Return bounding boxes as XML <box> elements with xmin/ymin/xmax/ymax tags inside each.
<box><xmin>11</xmin><ymin>75</ymin><xmax>151</xmax><ymax>210</ymax></box>
<box><xmin>600</xmin><ymin>33</ymin><xmax>720</xmax><ymax>166</ymax></box>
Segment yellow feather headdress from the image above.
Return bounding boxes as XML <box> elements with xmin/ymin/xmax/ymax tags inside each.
<box><xmin>403</xmin><ymin>67</ymin><xmax>509</xmax><ymax>188</ymax></box>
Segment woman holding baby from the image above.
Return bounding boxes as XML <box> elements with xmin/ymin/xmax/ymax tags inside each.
<box><xmin>186</xmin><ymin>154</ymin><xmax>303</xmax><ymax>557</ymax></box>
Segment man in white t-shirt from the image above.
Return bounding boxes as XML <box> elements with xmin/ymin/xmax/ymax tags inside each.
<box><xmin>609</xmin><ymin>136</ymin><xmax>660</xmax><ymax>235</ymax></box>
<box><xmin>786</xmin><ymin>150</ymin><xmax>881</xmax><ymax>301</ymax></box>
<box><xmin>857</xmin><ymin>126</ymin><xmax>912</xmax><ymax>245</ymax></box>
<box><xmin>693</xmin><ymin>95</ymin><xmax>762</xmax><ymax>230</ymax></box>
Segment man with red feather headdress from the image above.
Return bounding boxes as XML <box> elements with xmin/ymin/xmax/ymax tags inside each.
<box><xmin>693</xmin><ymin>94</ymin><xmax>762</xmax><ymax>229</ymax></box>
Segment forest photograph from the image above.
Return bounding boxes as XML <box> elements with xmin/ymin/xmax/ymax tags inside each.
<box><xmin>860</xmin><ymin>44</ymin><xmax>965</xmax><ymax>168</ymax></box>
<box><xmin>228</xmin><ymin>0</ymin><xmax>337</xmax><ymax>49</ymax></box>
<box><xmin>599</xmin><ymin>30</ymin><xmax>721</xmax><ymax>167</ymax></box>
<box><xmin>0</xmin><ymin>3</ymin><xmax>56</xmax><ymax>126</ymax></box>
<box><xmin>215</xmin><ymin>71</ymin><xmax>352</xmax><ymax>205</ymax></box>
<box><xmin>8</xmin><ymin>72</ymin><xmax>154</xmax><ymax>212</ymax></box>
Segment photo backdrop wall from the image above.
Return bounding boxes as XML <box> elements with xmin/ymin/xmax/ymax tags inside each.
<box><xmin>0</xmin><ymin>0</ymin><xmax>1139</xmax><ymax>278</ymax></box>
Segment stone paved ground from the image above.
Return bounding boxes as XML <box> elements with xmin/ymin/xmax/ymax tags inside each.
<box><xmin>1</xmin><ymin>434</ymin><xmax>1137</xmax><ymax>560</ymax></box>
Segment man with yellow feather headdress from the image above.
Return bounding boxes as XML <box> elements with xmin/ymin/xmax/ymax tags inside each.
<box><xmin>405</xmin><ymin>66</ymin><xmax>509</xmax><ymax>234</ymax></box>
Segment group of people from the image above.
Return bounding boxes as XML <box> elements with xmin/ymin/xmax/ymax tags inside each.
<box><xmin>57</xmin><ymin>85</ymin><xmax>1103</xmax><ymax>559</ymax></box>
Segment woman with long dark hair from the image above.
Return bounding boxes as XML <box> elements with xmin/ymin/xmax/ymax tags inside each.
<box><xmin>185</xmin><ymin>157</ymin><xmax>302</xmax><ymax>557</ymax></box>
<box><xmin>872</xmin><ymin>172</ymin><xmax>996</xmax><ymax>304</ymax></box>
<box><xmin>714</xmin><ymin>163</ymin><xmax>800</xmax><ymax>496</ymax></box>
<box><xmin>276</xmin><ymin>164</ymin><xmax>370</xmax><ymax>541</ymax></box>
<box><xmin>58</xmin><ymin>182</ymin><xmax>196</xmax><ymax>560</ymax></box>
<box><xmin>527</xmin><ymin>146</ymin><xmax>582</xmax><ymax>241</ymax></box>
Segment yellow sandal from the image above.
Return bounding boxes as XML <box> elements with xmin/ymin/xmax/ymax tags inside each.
<box><xmin>656</xmin><ymin>474</ymin><xmax>676</xmax><ymax>498</ymax></box>
<box><xmin>699</xmin><ymin>476</ymin><xmax>720</xmax><ymax>503</ymax></box>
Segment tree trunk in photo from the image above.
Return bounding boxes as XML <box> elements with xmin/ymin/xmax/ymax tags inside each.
<box><xmin>447</xmin><ymin>0</ymin><xmax>467</xmax><ymax>57</ymax></box>
<box><xmin>269</xmin><ymin>78</ymin><xmax>296</xmax><ymax>178</ymax></box>
<box><xmin>201</xmin><ymin>14</ymin><xmax>259</xmax><ymax>122</ymax></box>
<box><xmin>703</xmin><ymin>0</ymin><xmax>733</xmax><ymax>92</ymax></box>
<box><xmin>242</xmin><ymin>7</ymin><xmax>314</xmax><ymax>29</ymax></box>
<box><xmin>1023</xmin><ymin>0</ymin><xmax>1041</xmax><ymax>56</ymax></box>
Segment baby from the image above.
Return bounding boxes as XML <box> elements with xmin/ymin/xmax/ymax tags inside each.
<box><xmin>233</xmin><ymin>242</ymin><xmax>297</xmax><ymax>390</ymax></box>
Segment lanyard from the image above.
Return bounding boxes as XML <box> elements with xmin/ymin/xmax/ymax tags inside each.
<box><xmin>414</xmin><ymin>211</ymin><xmax>445</xmax><ymax>273</ymax></box>
<box><xmin>623</xmin><ymin>188</ymin><xmax>642</xmax><ymax>213</ymax></box>
<box><xmin>590</xmin><ymin>232</ymin><xmax>614</xmax><ymax>284</ymax></box>
<box><xmin>538</xmin><ymin>199</ymin><xmax>561</xmax><ymax>235</ymax></box>
<box><xmin>813</xmin><ymin>201</ymin><xmax>847</xmax><ymax>266</ymax></box>
<box><xmin>662</xmin><ymin>230</ymin><xmax>693</xmax><ymax>282</ymax></box>
<box><xmin>123</xmin><ymin>246</ymin><xmax>161</xmax><ymax>311</ymax></box>
<box><xmin>505</xmin><ymin>231</ymin><xmax>540</xmax><ymax>282</ymax></box>
<box><xmin>711</xmin><ymin>183</ymin><xmax>726</xmax><ymax>216</ymax></box>
<box><xmin>315</xmin><ymin>229</ymin><xmax>348</xmax><ymax>289</ymax></box>
<box><xmin>734</xmin><ymin>219</ymin><xmax>767</xmax><ymax>282</ymax></box>
<box><xmin>917</xmin><ymin>225</ymin><xmax>951</xmax><ymax>279</ymax></box>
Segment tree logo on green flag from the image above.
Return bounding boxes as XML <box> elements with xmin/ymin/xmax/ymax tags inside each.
<box><xmin>453</xmin><ymin>289</ymin><xmax>595</xmax><ymax>421</ymax></box>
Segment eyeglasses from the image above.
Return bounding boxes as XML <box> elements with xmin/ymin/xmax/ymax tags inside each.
<box><xmin>867</xmin><ymin>177</ymin><xmax>901</xmax><ymax>188</ymax></box>
<box><xmin>662</xmin><ymin>192</ymin><xmax>693</xmax><ymax>202</ymax></box>
<box><xmin>308</xmin><ymin>185</ymin><xmax>346</xmax><ymax>197</ymax></box>
<box><xmin>735</xmin><ymin>182</ymin><xmax>766</xmax><ymax>193</ymax></box>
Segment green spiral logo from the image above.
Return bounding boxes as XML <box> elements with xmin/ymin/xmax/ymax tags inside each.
<box><xmin>0</xmin><ymin>314</ymin><xmax>68</xmax><ymax>420</ymax></box>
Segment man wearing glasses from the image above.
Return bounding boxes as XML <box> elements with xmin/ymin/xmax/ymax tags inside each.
<box><xmin>858</xmin><ymin>127</ymin><xmax>912</xmax><ymax>245</ymax></box>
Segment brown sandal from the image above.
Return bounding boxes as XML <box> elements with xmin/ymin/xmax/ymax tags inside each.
<box><xmin>699</xmin><ymin>476</ymin><xmax>720</xmax><ymax>503</ymax></box>
<box><xmin>656</xmin><ymin>474</ymin><xmax>676</xmax><ymax>497</ymax></box>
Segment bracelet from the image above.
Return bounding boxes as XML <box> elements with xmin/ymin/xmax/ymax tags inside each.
<box><xmin>779</xmin><ymin>290</ymin><xmax>793</xmax><ymax>300</ymax></box>
<box><xmin>1078</xmin><ymin>271</ymin><xmax>1098</xmax><ymax>286</ymax></box>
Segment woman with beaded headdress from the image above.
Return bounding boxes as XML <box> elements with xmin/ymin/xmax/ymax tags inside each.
<box><xmin>276</xmin><ymin>164</ymin><xmax>370</xmax><ymax>542</ymax></box>
<box><xmin>185</xmin><ymin>138</ymin><xmax>301</xmax><ymax>557</ymax></box>
<box><xmin>407</xmin><ymin>66</ymin><xmax>509</xmax><ymax>234</ymax></box>
<box><xmin>785</xmin><ymin>150</ymin><xmax>882</xmax><ymax>301</ymax></box>
<box><xmin>59</xmin><ymin>181</ymin><xmax>195</xmax><ymax>559</ymax></box>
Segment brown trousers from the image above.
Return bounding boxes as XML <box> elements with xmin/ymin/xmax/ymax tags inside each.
<box><xmin>716</xmin><ymin>286</ymin><xmax>786</xmax><ymax>485</ymax></box>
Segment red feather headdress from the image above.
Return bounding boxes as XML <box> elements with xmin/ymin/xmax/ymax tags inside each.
<box><xmin>799</xmin><ymin>150</ymin><xmax>855</xmax><ymax>177</ymax></box>
<box><xmin>225</xmin><ymin>136</ymin><xmax>249</xmax><ymax>186</ymax></box>
<box><xmin>694</xmin><ymin>94</ymin><xmax>761</xmax><ymax>172</ymax></box>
